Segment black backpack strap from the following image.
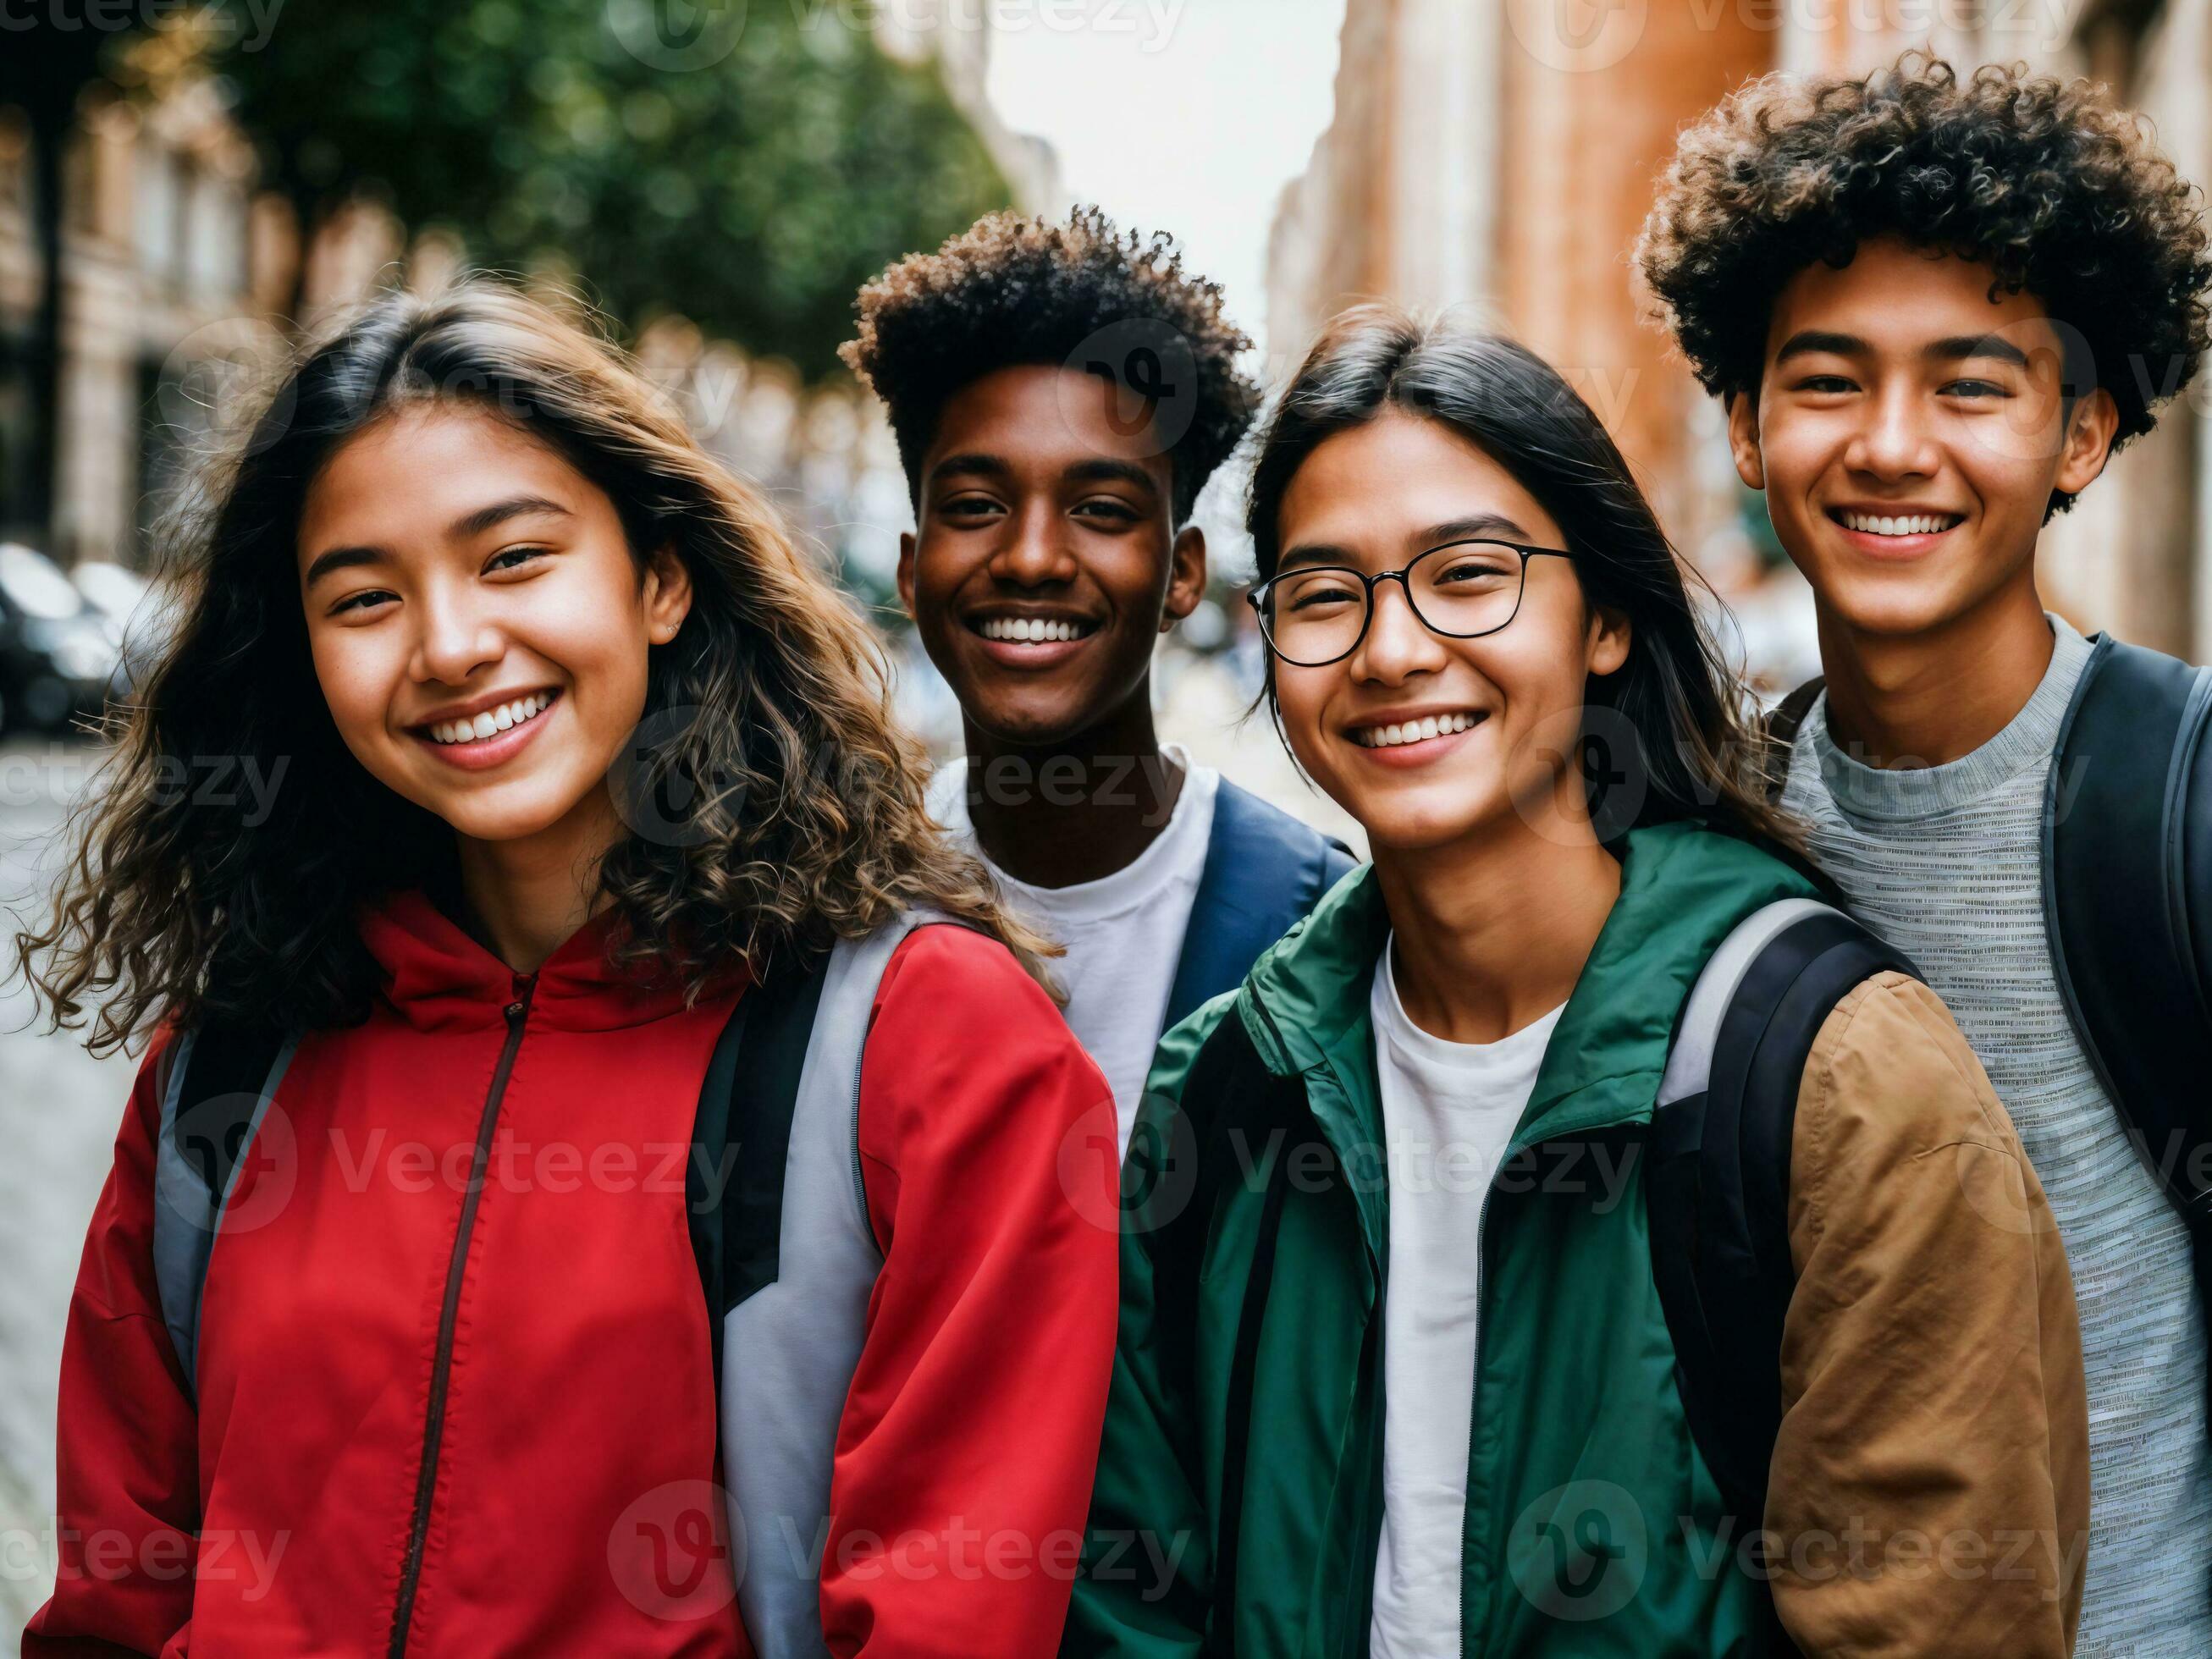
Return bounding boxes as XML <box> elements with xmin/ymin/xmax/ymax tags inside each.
<box><xmin>687</xmin><ymin>949</ymin><xmax>830</xmax><ymax>1397</ymax></box>
<box><xmin>1648</xmin><ymin>901</ymin><xmax>1920</xmax><ymax>1526</ymax></box>
<box><xmin>1125</xmin><ymin>1005</ymin><xmax>1313</xmax><ymax>1644</ymax></box>
<box><xmin>1161</xmin><ymin>780</ymin><xmax>1355</xmax><ymax>1033</ymax></box>
<box><xmin>2046</xmin><ymin>634</ymin><xmax>2212</xmax><ymax>1228</ymax></box>
<box><xmin>150</xmin><ymin>1018</ymin><xmax>298</xmax><ymax>1402</ymax></box>
<box><xmin>1760</xmin><ymin>678</ymin><xmax>1827</xmax><ymax>802</ymax></box>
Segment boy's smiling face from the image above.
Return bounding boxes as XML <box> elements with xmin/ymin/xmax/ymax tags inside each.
<box><xmin>1728</xmin><ymin>235</ymin><xmax>2119</xmax><ymax>641</ymax></box>
<box><xmin>898</xmin><ymin>362</ymin><xmax>1205</xmax><ymax>749</ymax></box>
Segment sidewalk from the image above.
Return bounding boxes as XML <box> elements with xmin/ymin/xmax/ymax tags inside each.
<box><xmin>0</xmin><ymin>740</ymin><xmax>140</xmax><ymax>1643</ymax></box>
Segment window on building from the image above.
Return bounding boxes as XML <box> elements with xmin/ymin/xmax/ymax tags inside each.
<box><xmin>187</xmin><ymin>168</ymin><xmax>249</xmax><ymax>299</ymax></box>
<box><xmin>0</xmin><ymin>109</ymin><xmax>28</xmax><ymax>219</ymax></box>
<box><xmin>0</xmin><ymin>336</ymin><xmax>36</xmax><ymax>545</ymax></box>
<box><xmin>134</xmin><ymin>137</ymin><xmax>180</xmax><ymax>285</ymax></box>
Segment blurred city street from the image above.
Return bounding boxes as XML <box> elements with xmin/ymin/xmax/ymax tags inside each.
<box><xmin>5</xmin><ymin>0</ymin><xmax>2209</xmax><ymax>1645</ymax></box>
<box><xmin>0</xmin><ymin>740</ymin><xmax>135</xmax><ymax>1640</ymax></box>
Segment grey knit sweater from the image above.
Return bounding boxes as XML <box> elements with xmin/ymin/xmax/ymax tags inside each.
<box><xmin>1781</xmin><ymin>615</ymin><xmax>2212</xmax><ymax>1656</ymax></box>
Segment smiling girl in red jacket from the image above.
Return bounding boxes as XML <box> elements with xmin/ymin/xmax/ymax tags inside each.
<box><xmin>16</xmin><ymin>280</ymin><xmax>1119</xmax><ymax>1658</ymax></box>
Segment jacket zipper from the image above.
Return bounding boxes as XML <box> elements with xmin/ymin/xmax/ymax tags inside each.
<box><xmin>1253</xmin><ymin>985</ymin><xmax>1496</xmax><ymax>1657</ymax></box>
<box><xmin>850</xmin><ymin>1044</ymin><xmax>870</xmax><ymax>1230</ymax></box>
<box><xmin>1460</xmin><ymin>1160</ymin><xmax>1503</xmax><ymax>1659</ymax></box>
<box><xmin>386</xmin><ymin>975</ymin><xmax>537</xmax><ymax>1659</ymax></box>
<box><xmin>1248</xmin><ymin>994</ymin><xmax>1396</xmax><ymax>1656</ymax></box>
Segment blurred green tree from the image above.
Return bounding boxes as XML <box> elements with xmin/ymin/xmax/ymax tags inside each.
<box><xmin>203</xmin><ymin>0</ymin><xmax>1011</xmax><ymax>376</ymax></box>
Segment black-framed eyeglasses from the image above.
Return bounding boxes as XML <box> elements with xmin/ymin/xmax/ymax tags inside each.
<box><xmin>1246</xmin><ymin>538</ymin><xmax>1577</xmax><ymax>668</ymax></box>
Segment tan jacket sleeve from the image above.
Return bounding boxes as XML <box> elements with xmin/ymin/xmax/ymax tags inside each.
<box><xmin>1765</xmin><ymin>972</ymin><xmax>2089</xmax><ymax>1658</ymax></box>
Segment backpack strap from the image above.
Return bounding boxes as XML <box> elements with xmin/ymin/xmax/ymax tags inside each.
<box><xmin>1161</xmin><ymin>780</ymin><xmax>1356</xmax><ymax>1032</ymax></box>
<box><xmin>150</xmin><ymin>1019</ymin><xmax>299</xmax><ymax>1403</ymax></box>
<box><xmin>1648</xmin><ymin>899</ymin><xmax>1920</xmax><ymax>1529</ymax></box>
<box><xmin>1128</xmin><ymin>1004</ymin><xmax>1316</xmax><ymax>1642</ymax></box>
<box><xmin>1761</xmin><ymin>678</ymin><xmax>1827</xmax><ymax>802</ymax></box>
<box><xmin>705</xmin><ymin>911</ymin><xmax>967</xmax><ymax>1658</ymax></box>
<box><xmin>2045</xmin><ymin>634</ymin><xmax>2212</xmax><ymax>1230</ymax></box>
<box><xmin>687</xmin><ymin>947</ymin><xmax>830</xmax><ymax>1397</ymax></box>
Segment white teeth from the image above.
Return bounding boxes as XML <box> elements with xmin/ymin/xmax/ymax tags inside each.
<box><xmin>428</xmin><ymin>692</ymin><xmax>552</xmax><ymax>745</ymax></box>
<box><xmin>979</xmin><ymin>616</ymin><xmax>1089</xmax><ymax>643</ymax></box>
<box><xmin>1355</xmin><ymin>711</ymin><xmax>1478</xmax><ymax>749</ymax></box>
<box><xmin>1840</xmin><ymin>510</ymin><xmax>1958</xmax><ymax>537</ymax></box>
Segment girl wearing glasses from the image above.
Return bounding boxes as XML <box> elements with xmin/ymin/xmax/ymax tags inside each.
<box><xmin>1067</xmin><ymin>307</ymin><xmax>2088</xmax><ymax>1656</ymax></box>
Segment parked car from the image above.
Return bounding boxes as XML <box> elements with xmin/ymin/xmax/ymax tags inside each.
<box><xmin>0</xmin><ymin>543</ymin><xmax>125</xmax><ymax>735</ymax></box>
<box><xmin>70</xmin><ymin>559</ymin><xmax>173</xmax><ymax>692</ymax></box>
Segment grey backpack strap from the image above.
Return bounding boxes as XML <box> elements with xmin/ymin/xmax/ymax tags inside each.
<box><xmin>150</xmin><ymin>1020</ymin><xmax>299</xmax><ymax>1403</ymax></box>
<box><xmin>717</xmin><ymin>910</ymin><xmax>961</xmax><ymax>1658</ymax></box>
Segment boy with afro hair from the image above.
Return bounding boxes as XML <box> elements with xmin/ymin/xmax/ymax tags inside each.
<box><xmin>845</xmin><ymin>208</ymin><xmax>1351</xmax><ymax>1156</ymax></box>
<box><xmin>1642</xmin><ymin>53</ymin><xmax>2212</xmax><ymax>1650</ymax></box>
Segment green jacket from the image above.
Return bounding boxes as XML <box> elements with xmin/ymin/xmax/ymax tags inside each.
<box><xmin>1067</xmin><ymin>821</ymin><xmax>1818</xmax><ymax>1657</ymax></box>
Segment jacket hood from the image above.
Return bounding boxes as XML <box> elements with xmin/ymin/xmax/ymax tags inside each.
<box><xmin>1238</xmin><ymin>820</ymin><xmax>1818</xmax><ymax>1148</ymax></box>
<box><xmin>355</xmin><ymin>888</ymin><xmax>738</xmax><ymax>1034</ymax></box>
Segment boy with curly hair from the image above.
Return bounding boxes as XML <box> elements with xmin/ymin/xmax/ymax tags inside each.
<box><xmin>845</xmin><ymin>208</ymin><xmax>1351</xmax><ymax>1155</ymax></box>
<box><xmin>1642</xmin><ymin>53</ymin><xmax>2212</xmax><ymax>1649</ymax></box>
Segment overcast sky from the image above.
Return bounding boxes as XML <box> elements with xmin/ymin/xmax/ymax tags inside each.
<box><xmin>985</xmin><ymin>0</ymin><xmax>1349</xmax><ymax>361</ymax></box>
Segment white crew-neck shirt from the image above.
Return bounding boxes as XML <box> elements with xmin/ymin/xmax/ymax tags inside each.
<box><xmin>1366</xmin><ymin>935</ymin><xmax>1564</xmax><ymax>1658</ymax></box>
<box><xmin>925</xmin><ymin>743</ymin><xmax>1220</xmax><ymax>1157</ymax></box>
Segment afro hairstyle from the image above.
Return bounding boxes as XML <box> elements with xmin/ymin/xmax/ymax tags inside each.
<box><xmin>841</xmin><ymin>206</ymin><xmax>1261</xmax><ymax>526</ymax></box>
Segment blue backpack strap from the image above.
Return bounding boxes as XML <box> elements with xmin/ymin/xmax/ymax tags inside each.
<box><xmin>1161</xmin><ymin>780</ymin><xmax>1355</xmax><ymax>1031</ymax></box>
<box><xmin>1648</xmin><ymin>901</ymin><xmax>1920</xmax><ymax>1548</ymax></box>
<box><xmin>150</xmin><ymin>1018</ymin><xmax>300</xmax><ymax>1404</ymax></box>
<box><xmin>2045</xmin><ymin>634</ymin><xmax>2212</xmax><ymax>1231</ymax></box>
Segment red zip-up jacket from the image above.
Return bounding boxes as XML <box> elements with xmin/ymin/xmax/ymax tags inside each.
<box><xmin>26</xmin><ymin>890</ymin><xmax>1120</xmax><ymax>1656</ymax></box>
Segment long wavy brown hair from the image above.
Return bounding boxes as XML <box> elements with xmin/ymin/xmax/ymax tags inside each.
<box><xmin>19</xmin><ymin>278</ymin><xmax>1053</xmax><ymax>1055</ymax></box>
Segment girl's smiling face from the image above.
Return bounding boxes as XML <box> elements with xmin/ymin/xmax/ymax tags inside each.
<box><xmin>296</xmin><ymin>404</ymin><xmax>691</xmax><ymax>848</ymax></box>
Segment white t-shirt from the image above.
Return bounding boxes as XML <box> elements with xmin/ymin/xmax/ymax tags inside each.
<box><xmin>925</xmin><ymin>744</ymin><xmax>1221</xmax><ymax>1157</ymax></box>
<box><xmin>1366</xmin><ymin>935</ymin><xmax>1564</xmax><ymax>1659</ymax></box>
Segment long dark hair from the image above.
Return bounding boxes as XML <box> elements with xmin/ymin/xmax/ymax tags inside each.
<box><xmin>1246</xmin><ymin>304</ymin><xmax>1800</xmax><ymax>852</ymax></box>
<box><xmin>18</xmin><ymin>278</ymin><xmax>1051</xmax><ymax>1054</ymax></box>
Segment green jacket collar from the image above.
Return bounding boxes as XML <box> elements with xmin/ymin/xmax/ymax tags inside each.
<box><xmin>1237</xmin><ymin>820</ymin><xmax>1819</xmax><ymax>1155</ymax></box>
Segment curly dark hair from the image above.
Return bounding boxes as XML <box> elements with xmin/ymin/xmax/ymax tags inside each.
<box><xmin>841</xmin><ymin>206</ymin><xmax>1261</xmax><ymax>525</ymax></box>
<box><xmin>1639</xmin><ymin>52</ymin><xmax>2212</xmax><ymax>511</ymax></box>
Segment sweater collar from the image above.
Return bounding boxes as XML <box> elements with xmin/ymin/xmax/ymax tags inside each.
<box><xmin>1803</xmin><ymin>612</ymin><xmax>2092</xmax><ymax>823</ymax></box>
<box><xmin>355</xmin><ymin>888</ymin><xmax>739</xmax><ymax>1033</ymax></box>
